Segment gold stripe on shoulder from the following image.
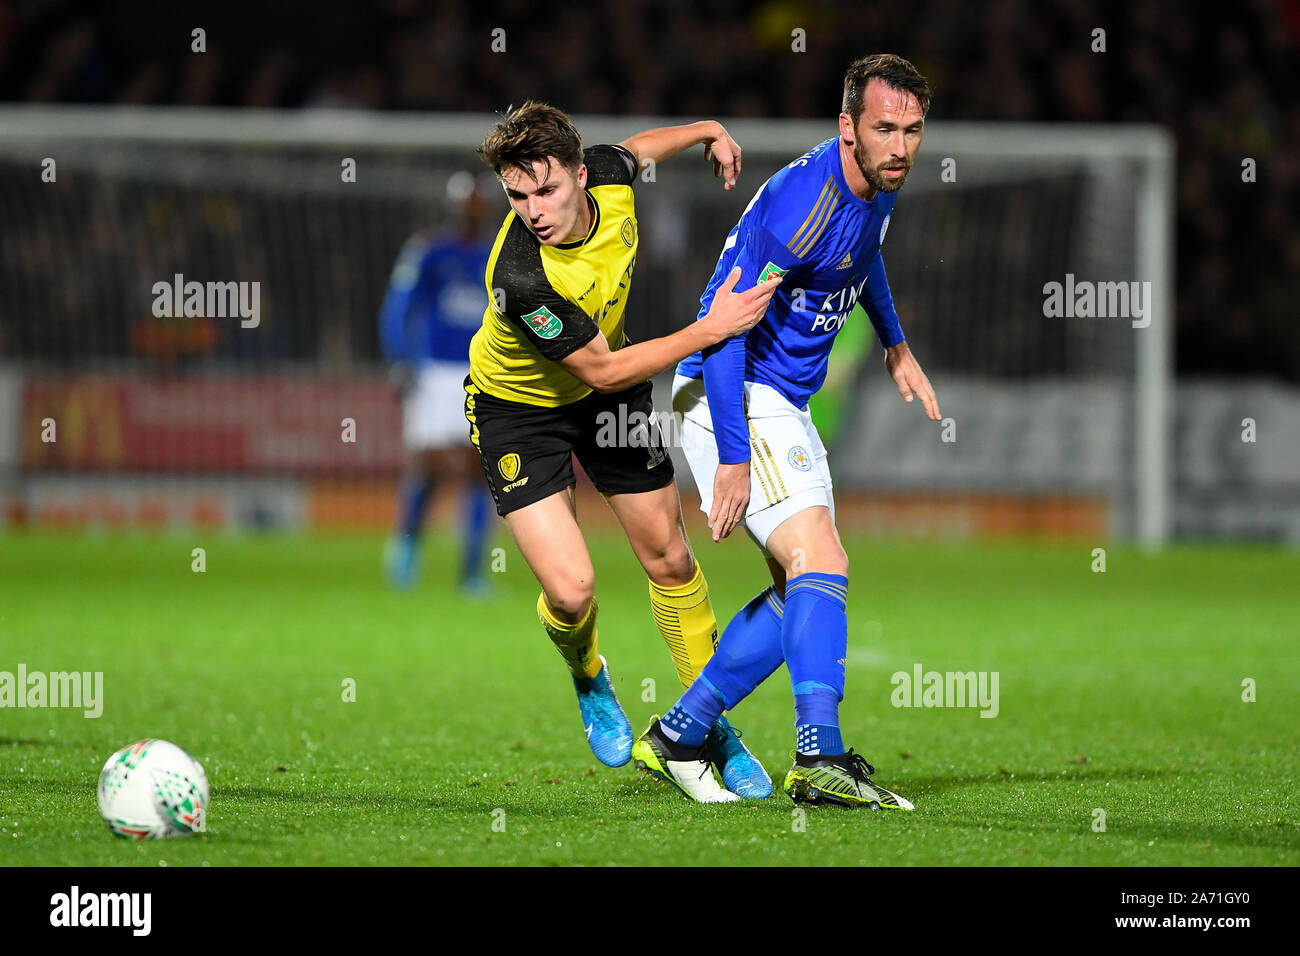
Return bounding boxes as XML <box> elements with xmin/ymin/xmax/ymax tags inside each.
<box><xmin>787</xmin><ymin>177</ymin><xmax>834</xmax><ymax>252</ymax></box>
<box><xmin>792</xmin><ymin>190</ymin><xmax>840</xmax><ymax>258</ymax></box>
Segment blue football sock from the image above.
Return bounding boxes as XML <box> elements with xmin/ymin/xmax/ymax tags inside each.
<box><xmin>782</xmin><ymin>572</ymin><xmax>848</xmax><ymax>755</ymax></box>
<box><xmin>660</xmin><ymin>677</ymin><xmax>725</xmax><ymax>747</ymax></box>
<box><xmin>461</xmin><ymin>484</ymin><xmax>492</xmax><ymax>582</ymax></box>
<box><xmin>397</xmin><ymin>474</ymin><xmax>434</xmax><ymax>540</ymax></box>
<box><xmin>794</xmin><ymin>688</ymin><xmax>843</xmax><ymax>755</ymax></box>
<box><xmin>660</xmin><ymin>585</ymin><xmax>788</xmax><ymax>747</ymax></box>
<box><xmin>697</xmin><ymin>585</ymin><xmax>786</xmax><ymax>710</ymax></box>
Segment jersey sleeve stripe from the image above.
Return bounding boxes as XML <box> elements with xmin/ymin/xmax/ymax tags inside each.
<box><xmin>792</xmin><ymin>190</ymin><xmax>840</xmax><ymax>258</ymax></box>
<box><xmin>786</xmin><ymin>177</ymin><xmax>835</xmax><ymax>253</ymax></box>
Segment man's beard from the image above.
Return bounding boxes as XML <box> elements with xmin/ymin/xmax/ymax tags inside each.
<box><xmin>855</xmin><ymin>140</ymin><xmax>910</xmax><ymax>194</ymax></box>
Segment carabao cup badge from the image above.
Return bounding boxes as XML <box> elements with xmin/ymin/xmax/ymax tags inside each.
<box><xmin>523</xmin><ymin>306</ymin><xmax>563</xmax><ymax>339</ymax></box>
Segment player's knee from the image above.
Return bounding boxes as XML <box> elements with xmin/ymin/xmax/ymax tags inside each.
<box><xmin>546</xmin><ymin>578</ymin><xmax>595</xmax><ymax>619</ymax></box>
<box><xmin>642</xmin><ymin>537</ymin><xmax>695</xmax><ymax>587</ymax></box>
<box><xmin>785</xmin><ymin>544</ymin><xmax>848</xmax><ymax>578</ymax></box>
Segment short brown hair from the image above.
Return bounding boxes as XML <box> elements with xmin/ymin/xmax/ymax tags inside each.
<box><xmin>477</xmin><ymin>101</ymin><xmax>583</xmax><ymax>182</ymax></box>
<box><xmin>842</xmin><ymin>54</ymin><xmax>932</xmax><ymax>125</ymax></box>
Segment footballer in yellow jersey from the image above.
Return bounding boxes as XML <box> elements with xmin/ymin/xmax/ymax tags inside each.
<box><xmin>462</xmin><ymin>101</ymin><xmax>780</xmax><ymax>798</ymax></box>
<box><xmin>469</xmin><ymin>142</ymin><xmax>639</xmax><ymax>409</ymax></box>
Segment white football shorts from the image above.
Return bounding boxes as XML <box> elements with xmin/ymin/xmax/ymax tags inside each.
<box><xmin>404</xmin><ymin>361</ymin><xmax>473</xmax><ymax>451</ymax></box>
<box><xmin>672</xmin><ymin>374</ymin><xmax>835</xmax><ymax>549</ymax></box>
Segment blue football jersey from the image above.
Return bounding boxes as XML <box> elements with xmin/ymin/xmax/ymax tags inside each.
<box><xmin>677</xmin><ymin>136</ymin><xmax>905</xmax><ymax>463</ymax></box>
<box><xmin>379</xmin><ymin>236</ymin><xmax>490</xmax><ymax>364</ymax></box>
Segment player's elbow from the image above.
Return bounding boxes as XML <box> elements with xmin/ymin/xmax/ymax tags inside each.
<box><xmin>591</xmin><ymin>372</ymin><xmax>630</xmax><ymax>394</ymax></box>
<box><xmin>582</xmin><ymin>357</ymin><xmax>628</xmax><ymax>394</ymax></box>
<box><xmin>571</xmin><ymin>366</ymin><xmax>616</xmax><ymax>393</ymax></box>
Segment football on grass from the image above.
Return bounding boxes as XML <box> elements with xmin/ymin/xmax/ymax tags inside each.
<box><xmin>97</xmin><ymin>739</ymin><xmax>209</xmax><ymax>840</ymax></box>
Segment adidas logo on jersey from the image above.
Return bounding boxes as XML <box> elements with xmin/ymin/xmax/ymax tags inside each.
<box><xmin>835</xmin><ymin>251</ymin><xmax>854</xmax><ymax>270</ymax></box>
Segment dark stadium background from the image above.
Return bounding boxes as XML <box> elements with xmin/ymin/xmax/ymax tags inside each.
<box><xmin>0</xmin><ymin>0</ymin><xmax>1295</xmax><ymax>379</ymax></box>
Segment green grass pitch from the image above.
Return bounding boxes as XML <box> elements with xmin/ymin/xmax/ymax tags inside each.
<box><xmin>1</xmin><ymin>529</ymin><xmax>1296</xmax><ymax>866</ymax></box>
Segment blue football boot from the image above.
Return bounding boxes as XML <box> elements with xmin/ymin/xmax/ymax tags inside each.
<box><xmin>706</xmin><ymin>715</ymin><xmax>772</xmax><ymax>798</ymax></box>
<box><xmin>572</xmin><ymin>656</ymin><xmax>633</xmax><ymax>767</ymax></box>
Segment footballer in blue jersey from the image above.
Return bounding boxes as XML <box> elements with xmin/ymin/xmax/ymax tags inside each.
<box><xmin>380</xmin><ymin>175</ymin><xmax>495</xmax><ymax>594</ymax></box>
<box><xmin>633</xmin><ymin>55</ymin><xmax>941</xmax><ymax>810</ymax></box>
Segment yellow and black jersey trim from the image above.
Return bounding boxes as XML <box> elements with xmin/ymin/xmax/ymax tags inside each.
<box><xmin>584</xmin><ymin>143</ymin><xmax>637</xmax><ymax>189</ymax></box>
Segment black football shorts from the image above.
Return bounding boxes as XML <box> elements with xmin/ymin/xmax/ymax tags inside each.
<box><xmin>464</xmin><ymin>377</ymin><xmax>675</xmax><ymax>516</ymax></box>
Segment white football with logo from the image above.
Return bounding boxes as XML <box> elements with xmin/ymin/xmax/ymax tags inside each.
<box><xmin>97</xmin><ymin>739</ymin><xmax>209</xmax><ymax>840</ymax></box>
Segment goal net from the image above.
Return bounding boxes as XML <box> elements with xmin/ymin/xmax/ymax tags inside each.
<box><xmin>0</xmin><ymin>108</ymin><xmax>1173</xmax><ymax>543</ymax></box>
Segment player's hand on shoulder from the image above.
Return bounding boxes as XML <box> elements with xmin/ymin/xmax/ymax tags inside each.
<box><xmin>699</xmin><ymin>266</ymin><xmax>781</xmax><ymax>343</ymax></box>
<box><xmin>885</xmin><ymin>342</ymin><xmax>941</xmax><ymax>421</ymax></box>
<box><xmin>704</xmin><ymin>121</ymin><xmax>742</xmax><ymax>190</ymax></box>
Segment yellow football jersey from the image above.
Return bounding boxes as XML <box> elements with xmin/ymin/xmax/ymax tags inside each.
<box><xmin>468</xmin><ymin>144</ymin><xmax>640</xmax><ymax>407</ymax></box>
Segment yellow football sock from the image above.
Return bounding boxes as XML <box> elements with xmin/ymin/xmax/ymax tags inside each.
<box><xmin>537</xmin><ymin>593</ymin><xmax>602</xmax><ymax>679</ymax></box>
<box><xmin>648</xmin><ymin>562</ymin><xmax>720</xmax><ymax>690</ymax></box>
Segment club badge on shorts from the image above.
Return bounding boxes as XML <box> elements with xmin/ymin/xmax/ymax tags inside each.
<box><xmin>498</xmin><ymin>453</ymin><xmax>521</xmax><ymax>481</ymax></box>
<box><xmin>788</xmin><ymin>446</ymin><xmax>812</xmax><ymax>472</ymax></box>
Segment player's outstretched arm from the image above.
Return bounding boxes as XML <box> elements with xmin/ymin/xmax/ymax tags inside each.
<box><xmin>619</xmin><ymin>121</ymin><xmax>742</xmax><ymax>190</ymax></box>
<box><xmin>559</xmin><ymin>267</ymin><xmax>779</xmax><ymax>394</ymax></box>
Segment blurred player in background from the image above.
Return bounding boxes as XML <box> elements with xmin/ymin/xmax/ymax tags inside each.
<box><xmin>635</xmin><ymin>55</ymin><xmax>940</xmax><ymax>809</ymax></box>
<box><xmin>381</xmin><ymin>172</ymin><xmax>495</xmax><ymax>595</ymax></box>
<box><xmin>467</xmin><ymin>102</ymin><xmax>779</xmax><ymax>799</ymax></box>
